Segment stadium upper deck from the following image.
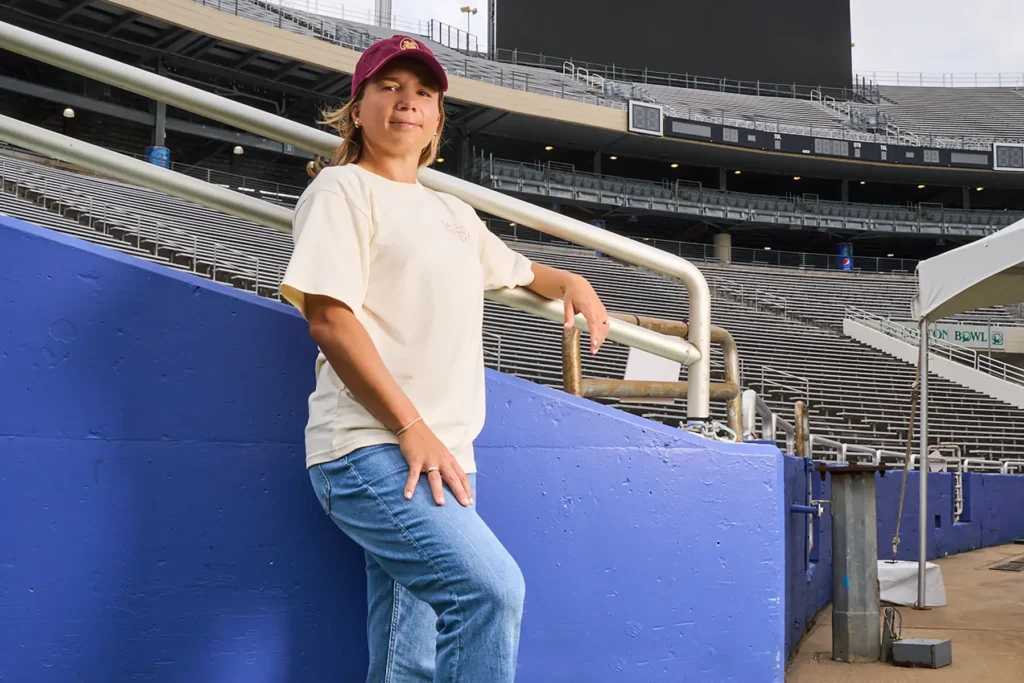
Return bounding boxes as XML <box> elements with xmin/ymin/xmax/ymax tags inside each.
<box><xmin>184</xmin><ymin>0</ymin><xmax>1024</xmax><ymax>151</ymax></box>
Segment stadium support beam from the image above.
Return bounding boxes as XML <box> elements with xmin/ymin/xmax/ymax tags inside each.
<box><xmin>154</xmin><ymin>58</ymin><xmax>167</xmax><ymax>148</ymax></box>
<box><xmin>0</xmin><ymin>20</ymin><xmax>714</xmax><ymax>417</ymax></box>
<box><xmin>56</xmin><ymin>0</ymin><xmax>93</xmax><ymax>22</ymax></box>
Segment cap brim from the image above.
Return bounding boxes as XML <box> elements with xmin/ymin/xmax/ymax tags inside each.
<box><xmin>363</xmin><ymin>50</ymin><xmax>449</xmax><ymax>94</ymax></box>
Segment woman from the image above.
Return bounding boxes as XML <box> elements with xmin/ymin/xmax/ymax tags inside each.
<box><xmin>280</xmin><ymin>35</ymin><xmax>610</xmax><ymax>682</ymax></box>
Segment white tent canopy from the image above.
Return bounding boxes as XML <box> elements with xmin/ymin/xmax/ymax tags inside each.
<box><xmin>913</xmin><ymin>218</ymin><xmax>1024</xmax><ymax>321</ymax></box>
<box><xmin>908</xmin><ymin>217</ymin><xmax>1024</xmax><ymax>610</ymax></box>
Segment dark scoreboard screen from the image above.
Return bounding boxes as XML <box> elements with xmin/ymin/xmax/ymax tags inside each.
<box><xmin>495</xmin><ymin>0</ymin><xmax>853</xmax><ymax>90</ymax></box>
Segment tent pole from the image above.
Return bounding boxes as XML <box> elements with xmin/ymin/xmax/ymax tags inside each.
<box><xmin>916</xmin><ymin>319</ymin><xmax>929</xmax><ymax>608</ymax></box>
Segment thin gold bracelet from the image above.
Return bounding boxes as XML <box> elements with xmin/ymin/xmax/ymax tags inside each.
<box><xmin>396</xmin><ymin>416</ymin><xmax>423</xmax><ymax>436</ymax></box>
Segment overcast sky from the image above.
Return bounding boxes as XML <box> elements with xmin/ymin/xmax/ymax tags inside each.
<box><xmin>316</xmin><ymin>0</ymin><xmax>1023</xmax><ymax>76</ymax></box>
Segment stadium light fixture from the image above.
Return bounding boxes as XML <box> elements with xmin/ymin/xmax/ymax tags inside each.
<box><xmin>609</xmin><ymin>155</ymin><xmax>617</xmax><ymax>160</ymax></box>
<box><xmin>544</xmin><ymin>145</ymin><xmax>554</xmax><ymax>151</ymax></box>
<box><xmin>670</xmin><ymin>163</ymin><xmax>679</xmax><ymax>168</ymax></box>
<box><xmin>887</xmin><ymin>253</ymin><xmax>895</xmax><ymax>258</ymax></box>
<box><xmin>917</xmin><ymin>184</ymin><xmax>926</xmax><ymax>189</ymax></box>
<box><xmin>793</xmin><ymin>176</ymin><xmax>801</xmax><ymax>180</ymax></box>
<box><xmin>460</xmin><ymin>6</ymin><xmax>478</xmax><ymax>35</ymax></box>
<box><xmin>763</xmin><ymin>246</ymin><xmax>771</xmax><ymax>251</ymax></box>
<box><xmin>976</xmin><ymin>186</ymin><xmax>984</xmax><ymax>191</ymax></box>
<box><xmin>733</xmin><ymin>170</ymin><xmax>741</xmax><ymax>175</ymax></box>
<box><xmin>859</xmin><ymin>181</ymin><xmax>866</xmax><ymax>185</ymax></box>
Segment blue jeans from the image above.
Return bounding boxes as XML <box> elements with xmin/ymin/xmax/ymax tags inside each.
<box><xmin>309</xmin><ymin>444</ymin><xmax>525</xmax><ymax>682</ymax></box>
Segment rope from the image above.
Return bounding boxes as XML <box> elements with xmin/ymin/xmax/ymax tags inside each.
<box><xmin>884</xmin><ymin>605</ymin><xmax>903</xmax><ymax>641</ymax></box>
<box><xmin>890</xmin><ymin>361</ymin><xmax>922</xmax><ymax>562</ymax></box>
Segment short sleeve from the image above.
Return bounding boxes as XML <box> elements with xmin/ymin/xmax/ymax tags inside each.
<box><xmin>476</xmin><ymin>218</ymin><xmax>535</xmax><ymax>291</ymax></box>
<box><xmin>280</xmin><ymin>188</ymin><xmax>373</xmax><ymax>318</ymax></box>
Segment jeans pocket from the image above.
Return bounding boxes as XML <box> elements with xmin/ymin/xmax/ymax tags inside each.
<box><xmin>309</xmin><ymin>464</ymin><xmax>332</xmax><ymax>516</ymax></box>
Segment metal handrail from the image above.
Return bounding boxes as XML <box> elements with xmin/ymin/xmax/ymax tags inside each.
<box><xmin>741</xmin><ymin>389</ymin><xmax>795</xmax><ymax>453</ymax></box>
<box><xmin>1001</xmin><ymin>460</ymin><xmax>1024</xmax><ymax>474</ymax></box>
<box><xmin>745</xmin><ymin>390</ymin><xmax>1023</xmax><ymax>474</ymax></box>
<box><xmin>486</xmin><ymin>158</ymin><xmax>1023</xmax><ymax>233</ymax></box>
<box><xmin>861</xmin><ymin>71</ymin><xmax>1024</xmax><ymax>88</ymax></box>
<box><xmin>482</xmin><ymin>331</ymin><xmax>503</xmax><ymax>372</ymax></box>
<box><xmin>757</xmin><ymin>366</ymin><xmax>810</xmax><ymax>403</ymax></box>
<box><xmin>847</xmin><ymin>306</ymin><xmax>1024</xmax><ymax>387</ymax></box>
<box><xmin>0</xmin><ymin>20</ymin><xmax>714</xmax><ymax>417</ymax></box>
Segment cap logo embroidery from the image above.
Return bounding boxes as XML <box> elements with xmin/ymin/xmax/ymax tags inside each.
<box><xmin>400</xmin><ymin>38</ymin><xmax>418</xmax><ymax>50</ymax></box>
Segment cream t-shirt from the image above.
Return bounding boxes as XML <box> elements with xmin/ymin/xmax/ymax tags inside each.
<box><xmin>280</xmin><ymin>163</ymin><xmax>535</xmax><ymax>473</ymax></box>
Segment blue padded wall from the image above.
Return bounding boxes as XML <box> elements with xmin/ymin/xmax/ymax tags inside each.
<box><xmin>0</xmin><ymin>217</ymin><xmax>788</xmax><ymax>682</ymax></box>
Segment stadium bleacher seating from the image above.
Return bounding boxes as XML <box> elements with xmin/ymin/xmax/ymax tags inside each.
<box><xmin>879</xmin><ymin>86</ymin><xmax>1024</xmax><ymax>141</ymax></box>
<box><xmin>196</xmin><ymin>0</ymin><xmax>1024</xmax><ymax>151</ymax></box>
<box><xmin>4</xmin><ymin>149</ymin><xmax>1023</xmax><ymax>463</ymax></box>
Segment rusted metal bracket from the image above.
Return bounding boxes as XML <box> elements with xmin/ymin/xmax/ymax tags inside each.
<box><xmin>562</xmin><ymin>312</ymin><xmax>743</xmax><ymax>440</ymax></box>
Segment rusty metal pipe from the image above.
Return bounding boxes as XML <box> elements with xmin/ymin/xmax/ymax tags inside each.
<box><xmin>562</xmin><ymin>327</ymin><xmax>583</xmax><ymax>397</ymax></box>
<box><xmin>564</xmin><ymin>311</ymin><xmax>745</xmax><ymax>440</ymax></box>
<box><xmin>795</xmin><ymin>400</ymin><xmax>808</xmax><ymax>458</ymax></box>
<box><xmin>581</xmin><ymin>379</ymin><xmax>739</xmax><ymax>401</ymax></box>
<box><xmin>608</xmin><ymin>313</ymin><xmax>743</xmax><ymax>438</ymax></box>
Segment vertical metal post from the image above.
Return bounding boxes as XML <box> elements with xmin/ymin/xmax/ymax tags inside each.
<box><xmin>153</xmin><ymin>58</ymin><xmax>167</xmax><ymax>148</ymax></box>
<box><xmin>562</xmin><ymin>327</ymin><xmax>583</xmax><ymax>396</ymax></box>
<box><xmin>831</xmin><ymin>469</ymin><xmax>881</xmax><ymax>662</ymax></box>
<box><xmin>917</xmin><ymin>319</ymin><xmax>930</xmax><ymax>608</ymax></box>
<box><xmin>794</xmin><ymin>400</ymin><xmax>808</xmax><ymax>458</ymax></box>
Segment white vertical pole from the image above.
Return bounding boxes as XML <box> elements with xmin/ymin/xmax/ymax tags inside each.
<box><xmin>917</xmin><ymin>318</ymin><xmax>930</xmax><ymax>608</ymax></box>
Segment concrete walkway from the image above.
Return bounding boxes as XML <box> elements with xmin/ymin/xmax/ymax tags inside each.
<box><xmin>787</xmin><ymin>543</ymin><xmax>1024</xmax><ymax>682</ymax></box>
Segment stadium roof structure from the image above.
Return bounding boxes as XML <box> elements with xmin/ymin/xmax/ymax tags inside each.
<box><xmin>913</xmin><ymin>218</ymin><xmax>1024</xmax><ymax>321</ymax></box>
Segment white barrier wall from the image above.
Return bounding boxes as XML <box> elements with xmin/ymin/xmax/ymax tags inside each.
<box><xmin>845</xmin><ymin>319</ymin><xmax>1024</xmax><ymax>409</ymax></box>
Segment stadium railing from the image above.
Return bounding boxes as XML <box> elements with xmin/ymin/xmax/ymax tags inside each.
<box><xmin>0</xmin><ymin>19</ymin><xmax>717</xmax><ymax>420</ymax></box>
<box><xmin>485</xmin><ymin>219</ymin><xmax>922</xmax><ymax>275</ymax></box>
<box><xmin>494</xmin><ymin>48</ymin><xmax>872</xmax><ymax>102</ymax></box>
<box><xmin>847</xmin><ymin>306</ymin><xmax>1024</xmax><ymax>388</ymax></box>
<box><xmin>482</xmin><ymin>157</ymin><xmax>1020</xmax><ymax>241</ymax></box>
<box><xmin>862</xmin><ymin>71</ymin><xmax>1024</xmax><ymax>88</ymax></box>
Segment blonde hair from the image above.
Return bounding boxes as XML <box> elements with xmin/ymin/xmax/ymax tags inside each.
<box><xmin>307</xmin><ymin>82</ymin><xmax>445</xmax><ymax>179</ymax></box>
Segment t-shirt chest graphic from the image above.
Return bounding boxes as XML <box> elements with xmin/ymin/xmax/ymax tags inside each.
<box><xmin>369</xmin><ymin>194</ymin><xmax>480</xmax><ymax>286</ymax></box>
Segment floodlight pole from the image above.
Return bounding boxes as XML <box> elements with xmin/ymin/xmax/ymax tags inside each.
<box><xmin>916</xmin><ymin>318</ymin><xmax>929</xmax><ymax>608</ymax></box>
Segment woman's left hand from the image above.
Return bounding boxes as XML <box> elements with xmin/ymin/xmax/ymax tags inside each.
<box><xmin>562</xmin><ymin>275</ymin><xmax>609</xmax><ymax>355</ymax></box>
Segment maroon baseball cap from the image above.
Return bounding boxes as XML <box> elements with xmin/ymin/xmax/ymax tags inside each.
<box><xmin>351</xmin><ymin>35</ymin><xmax>449</xmax><ymax>98</ymax></box>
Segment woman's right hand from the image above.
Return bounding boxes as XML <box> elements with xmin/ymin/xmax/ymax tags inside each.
<box><xmin>399</xmin><ymin>421</ymin><xmax>473</xmax><ymax>507</ymax></box>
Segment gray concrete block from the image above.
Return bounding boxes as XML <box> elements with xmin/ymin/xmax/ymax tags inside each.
<box><xmin>891</xmin><ymin>638</ymin><xmax>952</xmax><ymax>668</ymax></box>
